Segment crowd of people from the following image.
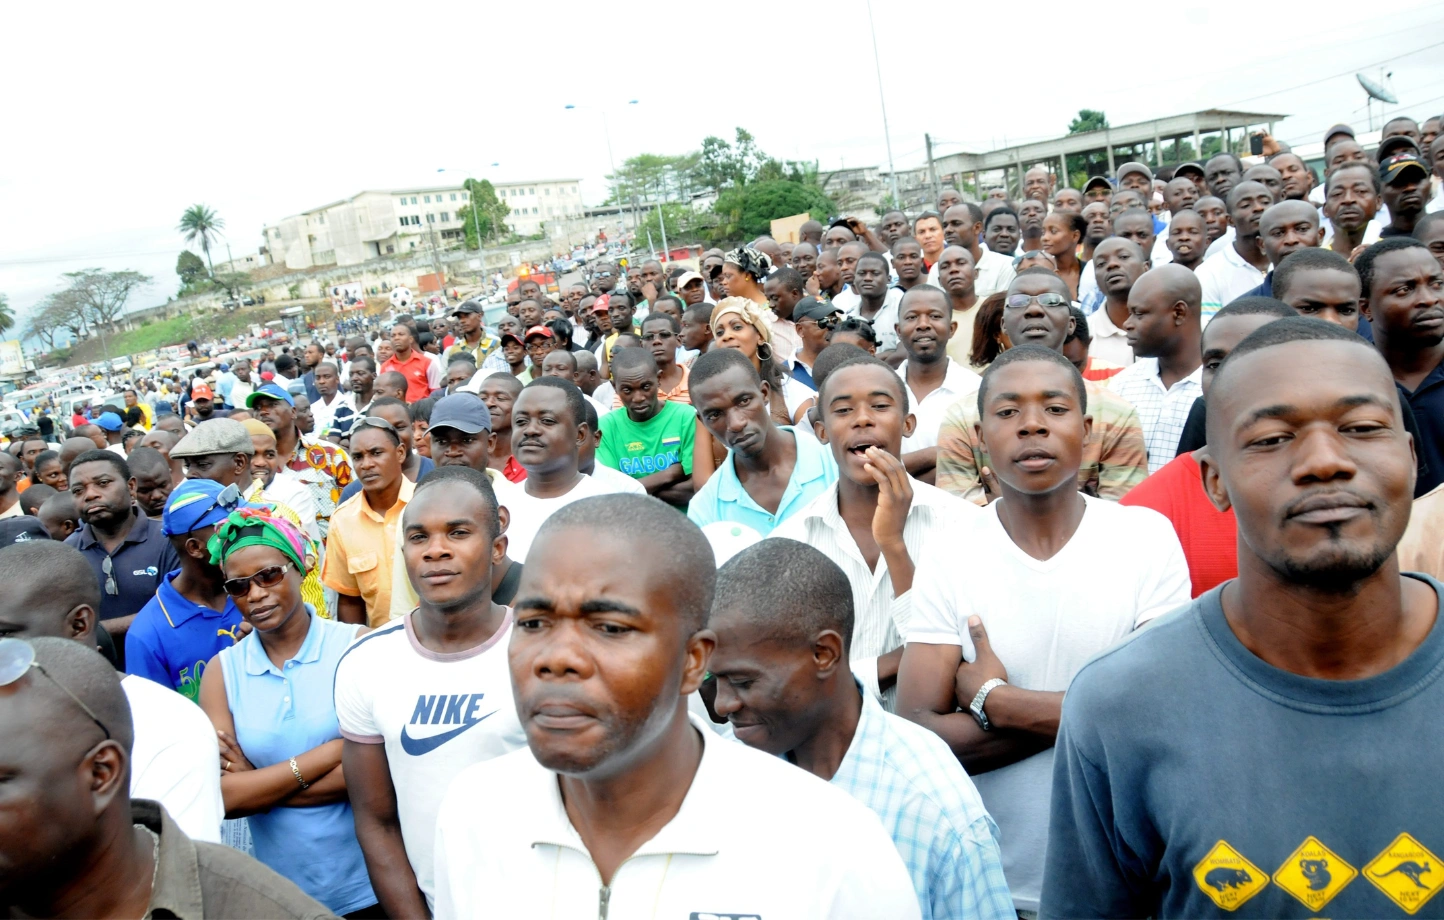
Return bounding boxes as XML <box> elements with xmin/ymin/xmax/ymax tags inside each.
<box><xmin>2</xmin><ymin>110</ymin><xmax>1444</xmax><ymax>919</ymax></box>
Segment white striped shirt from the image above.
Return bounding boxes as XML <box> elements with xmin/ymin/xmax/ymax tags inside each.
<box><xmin>1107</xmin><ymin>358</ymin><xmax>1203</xmax><ymax>474</ymax></box>
<box><xmin>772</xmin><ymin>477</ymin><xmax>981</xmax><ymax>711</ymax></box>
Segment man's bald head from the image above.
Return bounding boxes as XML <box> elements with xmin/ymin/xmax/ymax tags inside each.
<box><xmin>58</xmin><ymin>437</ymin><xmax>96</xmax><ymax>471</ymax></box>
<box><xmin>1133</xmin><ymin>263</ymin><xmax>1203</xmax><ymax>318</ymax></box>
<box><xmin>0</xmin><ymin>541</ymin><xmax>103</xmax><ymax>643</ymax></box>
<box><xmin>7</xmin><ymin>636</ymin><xmax>133</xmax><ymax>753</ymax></box>
<box><xmin>138</xmin><ymin>429</ymin><xmax>179</xmax><ymax>454</ymax></box>
<box><xmin>1259</xmin><ymin>199</ymin><xmax>1320</xmax><ymax>235</ymax></box>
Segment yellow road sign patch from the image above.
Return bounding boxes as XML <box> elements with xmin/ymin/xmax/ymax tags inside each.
<box><xmin>1366</xmin><ymin>833</ymin><xmax>1442</xmax><ymax>915</ymax></box>
<box><xmin>1193</xmin><ymin>840</ymin><xmax>1268</xmax><ymax>911</ymax></box>
<box><xmin>1273</xmin><ymin>836</ymin><xmax>1356</xmax><ymax>912</ymax></box>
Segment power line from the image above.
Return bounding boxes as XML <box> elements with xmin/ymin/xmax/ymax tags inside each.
<box><xmin>1218</xmin><ymin>38</ymin><xmax>1444</xmax><ymax>108</ymax></box>
<box><xmin>0</xmin><ymin>249</ymin><xmax>180</xmax><ymax>267</ymax></box>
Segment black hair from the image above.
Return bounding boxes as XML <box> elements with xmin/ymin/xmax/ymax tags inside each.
<box><xmin>33</xmin><ymin>449</ymin><xmax>59</xmax><ymax>473</ymax></box>
<box><xmin>1114</xmin><ymin>206</ymin><xmax>1154</xmax><ymax>228</ymax></box>
<box><xmin>521</xmin><ymin>376</ymin><xmax>587</xmax><ymax>428</ymax></box>
<box><xmin>890</xmin><ymin>235</ymin><xmax>923</xmax><ymax>255</ymax></box>
<box><xmin>689</xmin><ymin>346</ymin><xmax>763</xmax><ymax>395</ymax></box>
<box><xmin>818</xmin><ymin>355</ymin><xmax>909</xmax><ymax>415</ymax></box>
<box><xmin>856</xmin><ymin>251</ymin><xmax>889</xmax><ymax>271</ymax></box>
<box><xmin>811</xmin><ymin>343</ymin><xmax>871</xmax><ymax>392</ymax></box>
<box><xmin>1049</xmin><ymin>209</ymin><xmax>1088</xmax><ymax>239</ymax></box>
<box><xmin>1213</xmin><ymin>296</ymin><xmax>1298</xmax><ymax>323</ymax></box>
<box><xmin>1356</xmin><ymin>237</ymin><xmax>1431</xmax><ymax>298</ymax></box>
<box><xmin>123</xmin><ymin>406</ymin><xmax>144</xmax><ymax>427</ymax></box>
<box><xmin>976</xmin><ymin>343</ymin><xmax>1087</xmax><ymax>416</ymax></box>
<box><xmin>20</xmin><ymin>485</ymin><xmax>55</xmax><ymax>516</ymax></box>
<box><xmin>482</xmin><ymin>372</ymin><xmax>524</xmax><ymax>395</ymax></box>
<box><xmin>683</xmin><ymin>302</ymin><xmax>712</xmax><ymax>324</ymax></box>
<box><xmin>1211</xmin><ymin>316</ymin><xmax>1376</xmax><ymax>406</ymax></box>
<box><xmin>1325</xmin><ymin>162</ymin><xmax>1383</xmax><ymax>195</ymax></box>
<box><xmin>770</xmin><ymin>266</ymin><xmax>805</xmax><ymax>294</ymax></box>
<box><xmin>447</xmin><ymin>353</ymin><xmax>479</xmax><ymax>369</ymax></box>
<box><xmin>712</xmin><ymin>538</ymin><xmax>856</xmax><ymax>654</ymax></box>
<box><xmin>1207</xmin><ymin>151</ymin><xmax>1245</xmax><ymax>173</ymax></box>
<box><xmin>409</xmin><ymin>397</ymin><xmax>435</xmax><ymax>424</ymax></box>
<box><xmin>583</xmin><ymin>398</ymin><xmax>599</xmax><ymax>431</ymax></box>
<box><xmin>1012</xmin><ymin>266</ymin><xmax>1073</xmax><ymax>299</ymax></box>
<box><xmin>1066</xmin><ymin>306</ymin><xmax>1092</xmax><ymax>346</ymax></box>
<box><xmin>828</xmin><ymin>315</ymin><xmax>880</xmax><ymax>347</ymax></box>
<box><xmin>412</xmin><ymin>464</ymin><xmax>502</xmax><ymax>539</ymax></box>
<box><xmin>1414</xmin><ymin>211</ymin><xmax>1444</xmax><ymax>238</ymax></box>
<box><xmin>121</xmin><ymin>428</ymin><xmax>145</xmax><ymax>448</ymax></box>
<box><xmin>416</xmin><ymin>331</ymin><xmax>436</xmax><ymax>350</ymax></box>
<box><xmin>69</xmin><ymin>449</ymin><xmax>130</xmax><ymax>482</ymax></box>
<box><xmin>1272</xmin><ymin>249</ymin><xmax>1360</xmax><ymax>301</ymax></box>
<box><xmin>984</xmin><ymin>206</ymin><xmax>1019</xmax><ymax>230</ymax></box>
<box><xmin>641</xmin><ymin>312</ymin><xmax>681</xmax><ymax>334</ymax></box>
<box><xmin>610</xmin><ymin>346</ymin><xmax>658</xmax><ymax>377</ymax></box>
<box><xmin>913</xmin><ymin>210</ymin><xmax>942</xmax><ymax>230</ymax></box>
<box><xmin>124</xmin><ymin>446</ymin><xmax>168</xmax><ymax>475</ymax></box>
<box><xmin>535</xmin><ymin>494</ymin><xmax>716</xmax><ymax>632</ymax></box>
<box><xmin>650</xmin><ymin>294</ymin><xmax>683</xmax><ymax>314</ymax></box>
<box><xmin>275</xmin><ymin>354</ymin><xmax>298</xmax><ymax>375</ymax></box>
<box><xmin>349</xmin><ymin>354</ymin><xmax>377</xmax><ymax>373</ymax></box>
<box><xmin>368</xmin><ymin>396</ymin><xmax>409</xmax><ymax>415</ymax></box>
<box><xmin>964</xmin><ymin>202</ymin><xmax>984</xmax><ymax>223</ymax></box>
<box><xmin>375</xmin><ymin>371</ymin><xmax>409</xmax><ymax>394</ymax></box>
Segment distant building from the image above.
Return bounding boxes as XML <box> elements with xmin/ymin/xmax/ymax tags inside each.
<box><xmin>263</xmin><ymin>179</ymin><xmax>584</xmax><ymax>269</ymax></box>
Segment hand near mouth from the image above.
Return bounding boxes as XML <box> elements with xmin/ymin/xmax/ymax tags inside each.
<box><xmin>864</xmin><ymin>446</ymin><xmax>913</xmax><ymax>551</ymax></box>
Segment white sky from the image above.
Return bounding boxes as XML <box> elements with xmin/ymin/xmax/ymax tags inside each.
<box><xmin>3</xmin><ymin>0</ymin><xmax>1443</xmax><ymax>326</ymax></box>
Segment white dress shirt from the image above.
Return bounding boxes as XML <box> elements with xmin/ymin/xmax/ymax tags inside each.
<box><xmin>772</xmin><ymin>477</ymin><xmax>981</xmax><ymax>710</ymax></box>
<box><xmin>929</xmin><ymin>248</ymin><xmax>1017</xmax><ymax>300</ymax></box>
<box><xmin>840</xmin><ymin>288</ymin><xmax>904</xmax><ymax>353</ymax></box>
<box><xmin>433</xmin><ymin>713</ymin><xmax>921</xmax><ymax>920</ymax></box>
<box><xmin>1196</xmin><ymin>241</ymin><xmax>1266</xmax><ymax>325</ymax></box>
<box><xmin>1085</xmin><ymin>305</ymin><xmax>1136</xmax><ymax>368</ymax></box>
<box><xmin>124</xmin><ymin>674</ymin><xmax>224</xmax><ymax>843</ymax></box>
<box><xmin>897</xmin><ymin>358</ymin><xmax>983</xmax><ymax>452</ymax></box>
<box><xmin>1107</xmin><ymin>358</ymin><xmax>1204</xmax><ymax>473</ymax></box>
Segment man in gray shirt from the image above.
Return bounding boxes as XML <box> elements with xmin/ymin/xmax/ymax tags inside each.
<box><xmin>1042</xmin><ymin>318</ymin><xmax>1444</xmax><ymax>918</ymax></box>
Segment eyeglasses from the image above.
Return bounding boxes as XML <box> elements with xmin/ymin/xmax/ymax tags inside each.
<box><xmin>1004</xmin><ymin>292</ymin><xmax>1070</xmax><ymax>310</ymax></box>
<box><xmin>223</xmin><ymin>562</ymin><xmax>295</xmax><ymax>597</ymax></box>
<box><xmin>0</xmin><ymin>638</ymin><xmax>111</xmax><ymax>740</ymax></box>
<box><xmin>101</xmin><ymin>555</ymin><xmax>117</xmax><ymax>595</ymax></box>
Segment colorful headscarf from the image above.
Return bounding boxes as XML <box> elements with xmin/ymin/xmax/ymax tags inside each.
<box><xmin>724</xmin><ymin>246</ymin><xmax>773</xmax><ymax>281</ymax></box>
<box><xmin>207</xmin><ymin>507</ymin><xmax>313</xmax><ymax>572</ymax></box>
<box><xmin>710</xmin><ymin>297</ymin><xmax>774</xmax><ymax>344</ymax></box>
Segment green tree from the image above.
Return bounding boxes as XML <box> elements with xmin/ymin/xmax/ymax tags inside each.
<box><xmin>710</xmin><ymin>180</ymin><xmax>835</xmax><ymax>242</ymax></box>
<box><xmin>175</xmin><ymin>250</ymin><xmax>207</xmax><ymax>291</ymax></box>
<box><xmin>0</xmin><ymin>293</ymin><xmax>12</xmax><ymax>338</ymax></box>
<box><xmin>178</xmin><ymin>204</ymin><xmax>224</xmax><ymax>276</ymax></box>
<box><xmin>638</xmin><ymin>202</ymin><xmax>705</xmax><ymax>246</ymax></box>
<box><xmin>455</xmin><ymin>178</ymin><xmax>509</xmax><ymax>249</ymax></box>
<box><xmin>1068</xmin><ymin>109</ymin><xmax>1109</xmax><ymax>134</ymax></box>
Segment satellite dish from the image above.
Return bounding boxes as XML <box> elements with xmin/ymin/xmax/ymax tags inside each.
<box><xmin>1357</xmin><ymin>73</ymin><xmax>1398</xmax><ymax>105</ymax></box>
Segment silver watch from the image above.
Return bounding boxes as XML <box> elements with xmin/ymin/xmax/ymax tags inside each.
<box><xmin>969</xmin><ymin>677</ymin><xmax>1007</xmax><ymax>731</ymax></box>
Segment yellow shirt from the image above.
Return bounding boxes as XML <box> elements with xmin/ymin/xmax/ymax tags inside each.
<box><xmin>321</xmin><ymin>476</ymin><xmax>414</xmax><ymax>627</ymax></box>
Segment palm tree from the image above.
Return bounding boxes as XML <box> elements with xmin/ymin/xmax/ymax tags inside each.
<box><xmin>178</xmin><ymin>204</ymin><xmax>225</xmax><ymax>276</ymax></box>
<box><xmin>0</xmin><ymin>294</ymin><xmax>12</xmax><ymax>337</ymax></box>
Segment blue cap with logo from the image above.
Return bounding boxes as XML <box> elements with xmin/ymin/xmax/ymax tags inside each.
<box><xmin>161</xmin><ymin>480</ymin><xmax>257</xmax><ymax>537</ymax></box>
<box><xmin>245</xmin><ymin>383</ymin><xmax>294</xmax><ymax>408</ymax></box>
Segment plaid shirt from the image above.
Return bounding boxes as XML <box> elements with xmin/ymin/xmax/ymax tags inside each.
<box><xmin>936</xmin><ymin>378</ymin><xmax>1149</xmax><ymax>505</ymax></box>
<box><xmin>1106</xmin><ymin>359</ymin><xmax>1204</xmax><ymax>474</ymax></box>
<box><xmin>832</xmin><ymin>687</ymin><xmax>1015</xmax><ymax>920</ymax></box>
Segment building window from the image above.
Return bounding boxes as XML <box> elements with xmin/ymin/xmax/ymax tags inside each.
<box><xmin>450</xmin><ymin>193</ymin><xmax>457</xmax><ymax>201</ymax></box>
<box><xmin>411</xmin><ymin>196</ymin><xmax>418</xmax><ymax>205</ymax></box>
<box><xmin>461</xmin><ymin>191</ymin><xmax>468</xmax><ymax>200</ymax></box>
<box><xmin>532</xmin><ymin>207</ymin><xmax>539</xmax><ymax>214</ymax></box>
<box><xmin>441</xmin><ymin>212</ymin><xmax>450</xmax><ymax>222</ymax></box>
<box><xmin>545</xmin><ymin>188</ymin><xmax>551</xmax><ymax>195</ymax></box>
<box><xmin>398</xmin><ymin>198</ymin><xmax>406</xmax><ymax>206</ymax></box>
<box><xmin>427</xmin><ymin>213</ymin><xmax>435</xmax><ymax>223</ymax></box>
<box><xmin>528</xmin><ymin>187</ymin><xmax>535</xmax><ymax>195</ymax></box>
<box><xmin>386</xmin><ymin>245</ymin><xmax>394</xmax><ymax>254</ymax></box>
<box><xmin>399</xmin><ymin>218</ymin><xmax>407</xmax><ymax>228</ymax></box>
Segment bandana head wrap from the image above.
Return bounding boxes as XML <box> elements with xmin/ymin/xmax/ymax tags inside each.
<box><xmin>207</xmin><ymin>507</ymin><xmax>313</xmax><ymax>573</ymax></box>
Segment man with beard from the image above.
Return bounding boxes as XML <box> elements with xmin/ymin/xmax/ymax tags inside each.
<box><xmin>1043</xmin><ymin>318</ymin><xmax>1444</xmax><ymax>919</ymax></box>
<box><xmin>1016</xmin><ymin>199</ymin><xmax>1047</xmax><ymax>254</ymax></box>
<box><xmin>1203</xmin><ymin>152</ymin><xmax>1243</xmax><ymax>201</ymax></box>
<box><xmin>687</xmin><ymin>348</ymin><xmax>837</xmax><ymax>535</ymax></box>
<box><xmin>1166</xmin><ymin>209</ymin><xmax>1208</xmax><ymax>271</ymax></box>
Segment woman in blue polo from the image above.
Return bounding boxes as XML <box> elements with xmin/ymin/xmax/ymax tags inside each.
<box><xmin>197</xmin><ymin>508</ymin><xmax>375</xmax><ymax>916</ymax></box>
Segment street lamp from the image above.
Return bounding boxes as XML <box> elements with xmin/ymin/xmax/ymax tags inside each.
<box><xmin>437</xmin><ymin>166</ymin><xmax>498</xmax><ymax>248</ymax></box>
<box><xmin>564</xmin><ymin>101</ymin><xmax>639</xmax><ymax>230</ymax></box>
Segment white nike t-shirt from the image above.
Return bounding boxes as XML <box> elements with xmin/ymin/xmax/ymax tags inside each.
<box><xmin>502</xmin><ymin>473</ymin><xmax>613</xmax><ymax>562</ymax></box>
<box><xmin>334</xmin><ymin>610</ymin><xmax>528</xmax><ymax>907</ymax></box>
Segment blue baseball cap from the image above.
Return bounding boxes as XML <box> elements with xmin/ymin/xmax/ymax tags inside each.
<box><xmin>161</xmin><ymin>480</ymin><xmax>255</xmax><ymax>537</ymax></box>
<box><xmin>245</xmin><ymin>383</ymin><xmax>294</xmax><ymax>409</ymax></box>
<box><xmin>95</xmin><ymin>412</ymin><xmax>125</xmax><ymax>432</ymax></box>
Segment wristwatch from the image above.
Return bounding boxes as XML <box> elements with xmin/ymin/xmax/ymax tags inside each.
<box><xmin>969</xmin><ymin>677</ymin><xmax>1007</xmax><ymax>731</ymax></box>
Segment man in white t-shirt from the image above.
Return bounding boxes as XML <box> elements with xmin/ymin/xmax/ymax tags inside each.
<box><xmin>502</xmin><ymin>378</ymin><xmax>632</xmax><ymax>560</ymax></box>
<box><xmin>432</xmin><ymin>494</ymin><xmax>920</xmax><ymax>918</ymax></box>
<box><xmin>335</xmin><ymin>467</ymin><xmax>528</xmax><ymax>915</ymax></box>
<box><xmin>897</xmin><ymin>346</ymin><xmax>1190</xmax><ymax>914</ymax></box>
<box><xmin>0</xmin><ymin>540</ymin><xmax>224</xmax><ymax>843</ymax></box>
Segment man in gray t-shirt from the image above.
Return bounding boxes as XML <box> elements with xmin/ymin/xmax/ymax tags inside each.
<box><xmin>1043</xmin><ymin>319</ymin><xmax>1444</xmax><ymax>919</ymax></box>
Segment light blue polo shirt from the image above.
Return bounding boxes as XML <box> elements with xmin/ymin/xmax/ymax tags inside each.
<box><xmin>688</xmin><ymin>426</ymin><xmax>838</xmax><ymax>536</ymax></box>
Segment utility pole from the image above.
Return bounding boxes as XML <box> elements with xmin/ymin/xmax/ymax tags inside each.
<box><xmin>865</xmin><ymin>0</ymin><xmax>901</xmax><ymax>208</ymax></box>
<box><xmin>925</xmin><ymin>133</ymin><xmax>941</xmax><ymax>209</ymax></box>
<box><xmin>657</xmin><ymin>200</ymin><xmax>670</xmax><ymax>262</ymax></box>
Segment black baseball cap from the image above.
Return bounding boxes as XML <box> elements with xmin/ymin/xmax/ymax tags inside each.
<box><xmin>794</xmin><ymin>296</ymin><xmax>844</xmax><ymax>324</ymax></box>
<box><xmin>1381</xmin><ymin>153</ymin><xmax>1429</xmax><ymax>185</ymax></box>
<box><xmin>451</xmin><ymin>301</ymin><xmax>484</xmax><ymax>317</ymax></box>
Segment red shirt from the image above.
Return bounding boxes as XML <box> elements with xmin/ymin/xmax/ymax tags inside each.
<box><xmin>502</xmin><ymin>455</ymin><xmax>527</xmax><ymax>483</ymax></box>
<box><xmin>1119</xmin><ymin>451</ymin><xmax>1236</xmax><ymax>597</ymax></box>
<box><xmin>381</xmin><ymin>350</ymin><xmax>437</xmax><ymax>402</ymax></box>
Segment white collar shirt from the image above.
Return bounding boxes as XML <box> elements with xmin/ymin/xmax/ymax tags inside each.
<box><xmin>1085</xmin><ymin>305</ymin><xmax>1136</xmax><ymax>368</ymax></box>
<box><xmin>432</xmin><ymin>713</ymin><xmax>921</xmax><ymax>920</ymax></box>
<box><xmin>1107</xmin><ymin>358</ymin><xmax>1204</xmax><ymax>473</ymax></box>
<box><xmin>1196</xmin><ymin>240</ymin><xmax>1266</xmax><ymax>325</ymax></box>
<box><xmin>928</xmin><ymin>248</ymin><xmax>1016</xmax><ymax>300</ymax></box>
<box><xmin>898</xmin><ymin>358</ymin><xmax>983</xmax><ymax>452</ymax></box>
<box><xmin>772</xmin><ymin>478</ymin><xmax>981</xmax><ymax>710</ymax></box>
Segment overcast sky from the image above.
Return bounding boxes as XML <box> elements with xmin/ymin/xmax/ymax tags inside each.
<box><xmin>4</xmin><ymin>0</ymin><xmax>1443</xmax><ymax>327</ymax></box>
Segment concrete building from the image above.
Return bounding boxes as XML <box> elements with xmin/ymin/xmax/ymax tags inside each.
<box><xmin>263</xmin><ymin>179</ymin><xmax>584</xmax><ymax>270</ymax></box>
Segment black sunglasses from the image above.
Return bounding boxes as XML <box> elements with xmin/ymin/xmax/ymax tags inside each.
<box><xmin>223</xmin><ymin>562</ymin><xmax>295</xmax><ymax>597</ymax></box>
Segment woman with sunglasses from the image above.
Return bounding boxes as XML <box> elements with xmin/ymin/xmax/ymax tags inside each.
<box><xmin>198</xmin><ymin>509</ymin><xmax>377</xmax><ymax>917</ymax></box>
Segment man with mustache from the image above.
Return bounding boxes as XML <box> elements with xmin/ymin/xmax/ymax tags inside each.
<box><xmin>1381</xmin><ymin>152</ymin><xmax>1435</xmax><ymax>239</ymax></box>
<box><xmin>1042</xmin><ymin>317</ymin><xmax>1444</xmax><ymax>919</ymax></box>
<box><xmin>1322</xmin><ymin>162</ymin><xmax>1382</xmax><ymax>258</ymax></box>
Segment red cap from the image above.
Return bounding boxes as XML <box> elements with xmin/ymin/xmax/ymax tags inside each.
<box><xmin>591</xmin><ymin>293</ymin><xmax>611</xmax><ymax>313</ymax></box>
<box><xmin>525</xmin><ymin>325</ymin><xmax>554</xmax><ymax>339</ymax></box>
<box><xmin>191</xmin><ymin>383</ymin><xmax>215</xmax><ymax>400</ymax></box>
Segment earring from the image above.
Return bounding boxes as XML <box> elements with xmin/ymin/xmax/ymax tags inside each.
<box><xmin>757</xmin><ymin>342</ymin><xmax>773</xmax><ymax>362</ymax></box>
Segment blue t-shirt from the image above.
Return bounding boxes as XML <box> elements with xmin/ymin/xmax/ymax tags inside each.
<box><xmin>687</xmin><ymin>427</ymin><xmax>837</xmax><ymax>536</ymax></box>
<box><xmin>125</xmin><ymin>571</ymin><xmax>244</xmax><ymax>702</ymax></box>
<box><xmin>1042</xmin><ymin>576</ymin><xmax>1444</xmax><ymax>919</ymax></box>
<box><xmin>337</xmin><ymin>455</ymin><xmax>434</xmax><ymax>505</ymax></box>
<box><xmin>1400</xmin><ymin>360</ymin><xmax>1444</xmax><ymax>499</ymax></box>
<box><xmin>217</xmin><ymin>612</ymin><xmax>374</xmax><ymax>914</ymax></box>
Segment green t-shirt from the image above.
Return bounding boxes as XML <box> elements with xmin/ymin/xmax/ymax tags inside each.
<box><xmin>598</xmin><ymin>399</ymin><xmax>695</xmax><ymax>479</ymax></box>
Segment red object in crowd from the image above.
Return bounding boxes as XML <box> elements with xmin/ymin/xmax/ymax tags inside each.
<box><xmin>1118</xmin><ymin>451</ymin><xmax>1236</xmax><ymax>597</ymax></box>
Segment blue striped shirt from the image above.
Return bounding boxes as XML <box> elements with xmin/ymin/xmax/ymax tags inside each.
<box><xmin>831</xmin><ymin>688</ymin><xmax>1014</xmax><ymax>920</ymax></box>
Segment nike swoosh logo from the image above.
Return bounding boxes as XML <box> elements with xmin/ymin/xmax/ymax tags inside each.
<box><xmin>399</xmin><ymin>711</ymin><xmax>496</xmax><ymax>756</ymax></box>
